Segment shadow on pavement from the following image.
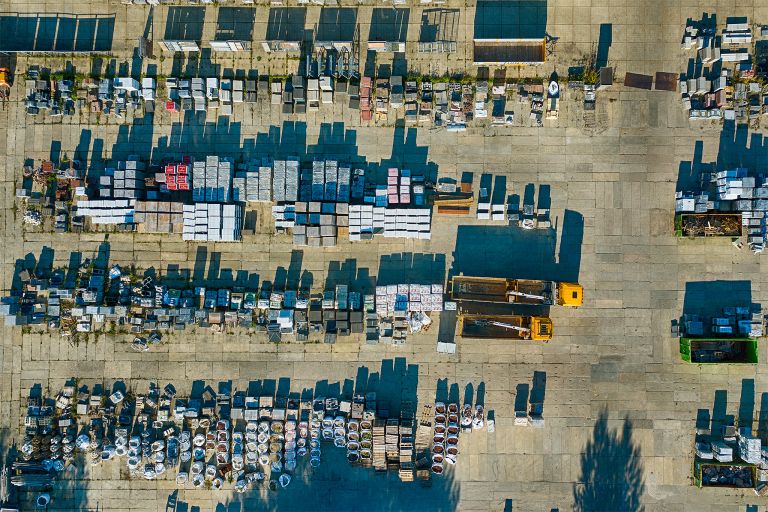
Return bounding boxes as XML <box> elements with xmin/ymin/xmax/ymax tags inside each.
<box><xmin>450</xmin><ymin>209</ymin><xmax>583</xmax><ymax>283</ymax></box>
<box><xmin>573</xmin><ymin>408</ymin><xmax>644</xmax><ymax>512</ymax></box>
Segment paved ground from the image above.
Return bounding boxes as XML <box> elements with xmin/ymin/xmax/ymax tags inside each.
<box><xmin>2</xmin><ymin>0</ymin><xmax>768</xmax><ymax>511</ymax></box>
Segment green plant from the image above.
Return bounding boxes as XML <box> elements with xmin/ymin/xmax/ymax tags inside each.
<box><xmin>583</xmin><ymin>69</ymin><xmax>599</xmax><ymax>85</ymax></box>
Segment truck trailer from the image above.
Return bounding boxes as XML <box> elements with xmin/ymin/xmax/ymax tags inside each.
<box><xmin>449</xmin><ymin>276</ymin><xmax>583</xmax><ymax>307</ymax></box>
<box><xmin>458</xmin><ymin>314</ymin><xmax>553</xmax><ymax>341</ymax></box>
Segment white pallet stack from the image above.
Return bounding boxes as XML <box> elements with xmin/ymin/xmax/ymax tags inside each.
<box><xmin>382</xmin><ymin>208</ymin><xmax>431</xmax><ymax>239</ymax></box>
<box><xmin>182</xmin><ymin>203</ymin><xmax>242</xmax><ymax>241</ymax></box>
<box><xmin>76</xmin><ymin>199</ymin><xmax>135</xmax><ymax>224</ymax></box>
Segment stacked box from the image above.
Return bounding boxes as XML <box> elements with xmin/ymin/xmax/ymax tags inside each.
<box><xmin>218</xmin><ymin>158</ymin><xmax>232</xmax><ymax>202</ymax></box>
<box><xmin>245</xmin><ymin>161</ymin><xmax>260</xmax><ymax>201</ymax></box>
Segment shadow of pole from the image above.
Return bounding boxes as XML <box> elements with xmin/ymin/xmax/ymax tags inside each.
<box><xmin>573</xmin><ymin>408</ymin><xmax>645</xmax><ymax>512</ymax></box>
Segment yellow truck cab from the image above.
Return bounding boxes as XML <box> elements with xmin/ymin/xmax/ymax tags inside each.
<box><xmin>557</xmin><ymin>282</ymin><xmax>583</xmax><ymax>307</ymax></box>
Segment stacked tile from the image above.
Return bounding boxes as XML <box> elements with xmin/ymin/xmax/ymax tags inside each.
<box><xmin>312</xmin><ymin>161</ymin><xmax>325</xmax><ymax>201</ymax></box>
<box><xmin>182</xmin><ymin>203</ymin><xmax>242</xmax><ymax>241</ymax></box>
<box><xmin>325</xmin><ymin>160</ymin><xmax>338</xmax><ymax>202</ymax></box>
<box><xmin>232</xmin><ymin>172</ymin><xmax>247</xmax><ymax>202</ymax></box>
<box><xmin>218</xmin><ymin>158</ymin><xmax>232</xmax><ymax>202</ymax></box>
<box><xmin>273</xmin><ymin>160</ymin><xmax>286</xmax><ymax>202</ymax></box>
<box><xmin>191</xmin><ymin>161</ymin><xmax>206</xmax><ymax>202</ymax></box>
<box><xmin>374</xmin><ymin>284</ymin><xmax>443</xmax><ymax>313</ymax></box>
<box><xmin>75</xmin><ymin>200</ymin><xmax>135</xmax><ymax>224</ymax></box>
<box><xmin>113</xmin><ymin>160</ymin><xmax>146</xmax><ymax>199</ymax></box>
<box><xmin>300</xmin><ymin>168</ymin><xmax>312</xmax><ymax>201</ymax></box>
<box><xmin>338</xmin><ymin>166</ymin><xmax>351</xmax><ymax>202</ymax></box>
<box><xmin>205</xmin><ymin>156</ymin><xmax>218</xmax><ymax>202</ymax></box>
<box><xmin>286</xmin><ymin>159</ymin><xmax>299</xmax><ymax>202</ymax></box>
<box><xmin>134</xmin><ymin>201</ymin><xmax>184</xmax><ymax>233</ymax></box>
<box><xmin>257</xmin><ymin>165</ymin><xmax>272</xmax><ymax>201</ymax></box>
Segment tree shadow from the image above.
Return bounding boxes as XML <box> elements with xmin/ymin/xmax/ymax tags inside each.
<box><xmin>573</xmin><ymin>408</ymin><xmax>645</xmax><ymax>512</ymax></box>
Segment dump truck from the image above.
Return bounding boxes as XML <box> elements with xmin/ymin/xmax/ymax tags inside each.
<box><xmin>458</xmin><ymin>314</ymin><xmax>553</xmax><ymax>341</ymax></box>
<box><xmin>679</xmin><ymin>338</ymin><xmax>758</xmax><ymax>364</ymax></box>
<box><xmin>0</xmin><ymin>68</ymin><xmax>10</xmax><ymax>102</ymax></box>
<box><xmin>449</xmin><ymin>276</ymin><xmax>583</xmax><ymax>307</ymax></box>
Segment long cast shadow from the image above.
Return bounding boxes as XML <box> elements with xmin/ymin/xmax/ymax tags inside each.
<box><xmin>573</xmin><ymin>408</ymin><xmax>644</xmax><ymax>512</ymax></box>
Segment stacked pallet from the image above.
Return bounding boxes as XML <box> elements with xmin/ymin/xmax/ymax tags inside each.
<box><xmin>399</xmin><ymin>416</ymin><xmax>414</xmax><ymax>481</ymax></box>
<box><xmin>373</xmin><ymin>419</ymin><xmax>386</xmax><ymax>471</ymax></box>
